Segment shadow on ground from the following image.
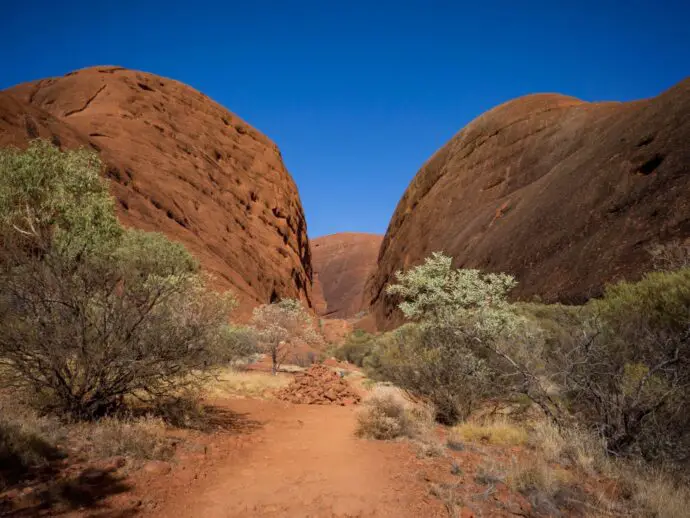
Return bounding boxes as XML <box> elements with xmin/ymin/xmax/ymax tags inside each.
<box><xmin>1</xmin><ymin>465</ymin><xmax>135</xmax><ymax>517</ymax></box>
<box><xmin>201</xmin><ymin>405</ymin><xmax>263</xmax><ymax>435</ymax></box>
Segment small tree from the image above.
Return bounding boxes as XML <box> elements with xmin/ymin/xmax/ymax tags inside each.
<box><xmin>0</xmin><ymin>141</ymin><xmax>238</xmax><ymax>419</ymax></box>
<box><xmin>250</xmin><ymin>298</ymin><xmax>321</xmax><ymax>374</ymax></box>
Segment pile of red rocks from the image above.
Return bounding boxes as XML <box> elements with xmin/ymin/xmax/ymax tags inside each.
<box><xmin>276</xmin><ymin>364</ymin><xmax>360</xmax><ymax>406</ymax></box>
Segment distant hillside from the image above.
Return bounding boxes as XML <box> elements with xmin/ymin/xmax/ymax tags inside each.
<box><xmin>311</xmin><ymin>233</ymin><xmax>382</xmax><ymax>318</ymax></box>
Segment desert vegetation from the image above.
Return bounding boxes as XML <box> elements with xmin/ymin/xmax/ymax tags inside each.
<box><xmin>355</xmin><ymin>250</ymin><xmax>690</xmax><ymax>516</ymax></box>
<box><xmin>0</xmin><ymin>141</ymin><xmax>254</xmax><ymax>494</ymax></box>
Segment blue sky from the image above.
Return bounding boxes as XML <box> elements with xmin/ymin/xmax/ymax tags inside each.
<box><xmin>2</xmin><ymin>1</ymin><xmax>689</xmax><ymax>237</ymax></box>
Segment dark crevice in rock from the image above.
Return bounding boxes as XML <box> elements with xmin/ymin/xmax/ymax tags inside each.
<box><xmin>64</xmin><ymin>85</ymin><xmax>107</xmax><ymax>117</ymax></box>
<box><xmin>636</xmin><ymin>154</ymin><xmax>665</xmax><ymax>175</ymax></box>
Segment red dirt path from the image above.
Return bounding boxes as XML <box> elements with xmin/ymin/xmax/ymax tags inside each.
<box><xmin>88</xmin><ymin>398</ymin><xmax>446</xmax><ymax>518</ymax></box>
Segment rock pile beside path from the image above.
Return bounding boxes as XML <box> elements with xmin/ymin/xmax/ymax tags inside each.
<box><xmin>276</xmin><ymin>364</ymin><xmax>361</xmax><ymax>406</ymax></box>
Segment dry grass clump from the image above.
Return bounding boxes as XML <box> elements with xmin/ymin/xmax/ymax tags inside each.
<box><xmin>73</xmin><ymin>416</ymin><xmax>174</xmax><ymax>462</ymax></box>
<box><xmin>203</xmin><ymin>368</ymin><xmax>292</xmax><ymax>399</ymax></box>
<box><xmin>474</xmin><ymin>461</ymin><xmax>508</xmax><ymax>486</ymax></box>
<box><xmin>0</xmin><ymin>402</ymin><xmax>66</xmax><ymax>488</ymax></box>
<box><xmin>429</xmin><ymin>482</ymin><xmax>463</xmax><ymax>517</ymax></box>
<box><xmin>355</xmin><ymin>387</ymin><xmax>434</xmax><ymax>440</ymax></box>
<box><xmin>506</xmin><ymin>460</ymin><xmax>571</xmax><ymax>495</ymax></box>
<box><xmin>451</xmin><ymin>418</ymin><xmax>528</xmax><ymax>446</ymax></box>
<box><xmin>1</xmin><ymin>395</ymin><xmax>176</xmax><ymax>489</ymax></box>
<box><xmin>623</xmin><ymin>468</ymin><xmax>690</xmax><ymax>518</ymax></box>
<box><xmin>529</xmin><ymin>420</ymin><xmax>609</xmax><ymax>475</ymax></box>
<box><xmin>525</xmin><ymin>419</ymin><xmax>690</xmax><ymax>517</ymax></box>
<box><xmin>413</xmin><ymin>438</ymin><xmax>446</xmax><ymax>458</ymax></box>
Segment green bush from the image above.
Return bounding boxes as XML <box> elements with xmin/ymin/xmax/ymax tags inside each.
<box><xmin>553</xmin><ymin>268</ymin><xmax>690</xmax><ymax>463</ymax></box>
<box><xmin>333</xmin><ymin>329</ymin><xmax>375</xmax><ymax>367</ymax></box>
<box><xmin>368</xmin><ymin>323</ymin><xmax>499</xmax><ymax>424</ymax></box>
<box><xmin>0</xmin><ymin>141</ymin><xmax>240</xmax><ymax>419</ymax></box>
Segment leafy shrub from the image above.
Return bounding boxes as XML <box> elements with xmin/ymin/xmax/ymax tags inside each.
<box><xmin>369</xmin><ymin>323</ymin><xmax>495</xmax><ymax>423</ymax></box>
<box><xmin>355</xmin><ymin>387</ymin><xmax>433</xmax><ymax>440</ymax></box>
<box><xmin>213</xmin><ymin>325</ymin><xmax>258</xmax><ymax>364</ymax></box>
<box><xmin>0</xmin><ymin>141</ymin><xmax>240</xmax><ymax>419</ymax></box>
<box><xmin>385</xmin><ymin>251</ymin><xmax>517</xmax><ymax>324</ymax></box>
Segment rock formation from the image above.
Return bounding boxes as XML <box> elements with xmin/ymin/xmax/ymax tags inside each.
<box><xmin>311</xmin><ymin>233</ymin><xmax>382</xmax><ymax>318</ymax></box>
<box><xmin>367</xmin><ymin>79</ymin><xmax>690</xmax><ymax>329</ymax></box>
<box><xmin>0</xmin><ymin>66</ymin><xmax>313</xmax><ymax>317</ymax></box>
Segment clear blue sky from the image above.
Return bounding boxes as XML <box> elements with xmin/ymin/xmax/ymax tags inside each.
<box><xmin>2</xmin><ymin>1</ymin><xmax>689</xmax><ymax>237</ymax></box>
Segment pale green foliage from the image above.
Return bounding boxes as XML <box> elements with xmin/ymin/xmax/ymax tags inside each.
<box><xmin>386</xmin><ymin>252</ymin><xmax>517</xmax><ymax>323</ymax></box>
<box><xmin>0</xmin><ymin>140</ymin><xmax>122</xmax><ymax>259</ymax></box>
<box><xmin>250</xmin><ymin>298</ymin><xmax>322</xmax><ymax>373</ymax></box>
<box><xmin>0</xmin><ymin>141</ymin><xmax>240</xmax><ymax>419</ymax></box>
<box><xmin>378</xmin><ymin>252</ymin><xmax>532</xmax><ymax>423</ymax></box>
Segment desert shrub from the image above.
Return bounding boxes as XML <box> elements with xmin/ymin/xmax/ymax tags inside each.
<box><xmin>333</xmin><ymin>329</ymin><xmax>375</xmax><ymax>366</ymax></box>
<box><xmin>529</xmin><ymin>420</ymin><xmax>609</xmax><ymax>475</ymax></box>
<box><xmin>370</xmin><ymin>323</ymin><xmax>495</xmax><ymax>423</ymax></box>
<box><xmin>385</xmin><ymin>251</ymin><xmax>517</xmax><ymax>323</ymax></box>
<box><xmin>0</xmin><ymin>141</ymin><xmax>239</xmax><ymax>419</ymax></box>
<box><xmin>212</xmin><ymin>325</ymin><xmax>258</xmax><ymax>364</ymax></box>
<box><xmin>506</xmin><ymin>459</ymin><xmax>576</xmax><ymax>509</ymax></box>
<box><xmin>250</xmin><ymin>298</ymin><xmax>323</xmax><ymax>374</ymax></box>
<box><xmin>355</xmin><ymin>387</ymin><xmax>433</xmax><ymax>440</ymax></box>
<box><xmin>374</xmin><ymin>253</ymin><xmax>529</xmax><ymax>423</ymax></box>
<box><xmin>551</xmin><ymin>268</ymin><xmax>690</xmax><ymax>464</ymax></box>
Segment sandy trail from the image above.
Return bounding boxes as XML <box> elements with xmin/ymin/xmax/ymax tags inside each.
<box><xmin>142</xmin><ymin>398</ymin><xmax>444</xmax><ymax>518</ymax></box>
